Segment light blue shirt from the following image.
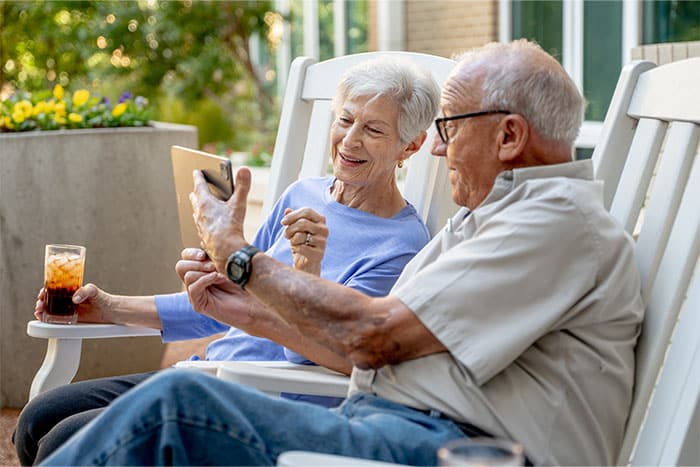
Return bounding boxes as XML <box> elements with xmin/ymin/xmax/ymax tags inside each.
<box><xmin>156</xmin><ymin>176</ymin><xmax>430</xmax><ymax>364</ymax></box>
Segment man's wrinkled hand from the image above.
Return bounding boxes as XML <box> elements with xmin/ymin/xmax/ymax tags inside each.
<box><xmin>190</xmin><ymin>168</ymin><xmax>251</xmax><ymax>273</ymax></box>
<box><xmin>183</xmin><ymin>267</ymin><xmax>259</xmax><ymax>330</ymax></box>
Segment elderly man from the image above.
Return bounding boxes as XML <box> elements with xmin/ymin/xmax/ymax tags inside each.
<box><xmin>43</xmin><ymin>40</ymin><xmax>643</xmax><ymax>466</ymax></box>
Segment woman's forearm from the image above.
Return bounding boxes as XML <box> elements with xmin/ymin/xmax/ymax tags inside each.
<box><xmin>108</xmin><ymin>295</ymin><xmax>163</xmax><ymax>329</ymax></box>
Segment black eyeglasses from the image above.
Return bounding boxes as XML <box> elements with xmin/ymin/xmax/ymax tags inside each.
<box><xmin>435</xmin><ymin>110</ymin><xmax>511</xmax><ymax>144</ymax></box>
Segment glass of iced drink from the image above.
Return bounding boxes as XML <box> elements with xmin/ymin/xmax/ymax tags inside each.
<box><xmin>43</xmin><ymin>244</ymin><xmax>86</xmax><ymax>324</ymax></box>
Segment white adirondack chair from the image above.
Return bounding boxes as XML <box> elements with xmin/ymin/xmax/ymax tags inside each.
<box><xmin>269</xmin><ymin>57</ymin><xmax>700</xmax><ymax>466</ymax></box>
<box><xmin>25</xmin><ymin>51</ymin><xmax>458</xmax><ymax>401</ymax></box>
<box><xmin>605</xmin><ymin>57</ymin><xmax>700</xmax><ymax>466</ymax></box>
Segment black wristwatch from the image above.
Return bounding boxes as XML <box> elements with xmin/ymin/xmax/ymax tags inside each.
<box><xmin>225</xmin><ymin>245</ymin><xmax>260</xmax><ymax>288</ymax></box>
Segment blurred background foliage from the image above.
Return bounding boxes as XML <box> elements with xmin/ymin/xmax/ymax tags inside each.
<box><xmin>0</xmin><ymin>0</ymin><xmax>280</xmax><ymax>161</ymax></box>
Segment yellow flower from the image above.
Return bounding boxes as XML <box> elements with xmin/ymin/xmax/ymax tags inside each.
<box><xmin>12</xmin><ymin>109</ymin><xmax>25</xmax><ymax>124</ymax></box>
<box><xmin>112</xmin><ymin>102</ymin><xmax>127</xmax><ymax>117</ymax></box>
<box><xmin>73</xmin><ymin>89</ymin><xmax>90</xmax><ymax>107</ymax></box>
<box><xmin>54</xmin><ymin>114</ymin><xmax>66</xmax><ymax>125</ymax></box>
<box><xmin>32</xmin><ymin>101</ymin><xmax>46</xmax><ymax>116</ymax></box>
<box><xmin>16</xmin><ymin>100</ymin><xmax>33</xmax><ymax>118</ymax></box>
<box><xmin>55</xmin><ymin>101</ymin><xmax>66</xmax><ymax>116</ymax></box>
<box><xmin>45</xmin><ymin>100</ymin><xmax>56</xmax><ymax>113</ymax></box>
<box><xmin>53</xmin><ymin>84</ymin><xmax>64</xmax><ymax>100</ymax></box>
<box><xmin>68</xmin><ymin>112</ymin><xmax>83</xmax><ymax>123</ymax></box>
<box><xmin>3</xmin><ymin>116</ymin><xmax>14</xmax><ymax>129</ymax></box>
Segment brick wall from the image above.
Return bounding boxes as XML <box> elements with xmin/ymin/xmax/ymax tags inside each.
<box><xmin>631</xmin><ymin>41</ymin><xmax>700</xmax><ymax>65</ymax></box>
<box><xmin>404</xmin><ymin>0</ymin><xmax>498</xmax><ymax>58</ymax></box>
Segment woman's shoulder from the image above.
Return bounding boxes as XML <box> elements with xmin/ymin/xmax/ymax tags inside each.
<box><xmin>275</xmin><ymin>176</ymin><xmax>332</xmax><ymax>204</ymax></box>
<box><xmin>284</xmin><ymin>176</ymin><xmax>333</xmax><ymax>196</ymax></box>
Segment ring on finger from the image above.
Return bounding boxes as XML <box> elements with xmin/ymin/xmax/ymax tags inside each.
<box><xmin>304</xmin><ymin>232</ymin><xmax>312</xmax><ymax>246</ymax></box>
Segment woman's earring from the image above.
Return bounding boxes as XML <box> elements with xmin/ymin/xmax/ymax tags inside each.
<box><xmin>397</xmin><ymin>159</ymin><xmax>404</xmax><ymax>169</ymax></box>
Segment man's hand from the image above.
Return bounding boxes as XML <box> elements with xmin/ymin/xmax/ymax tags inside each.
<box><xmin>177</xmin><ymin>248</ymin><xmax>258</xmax><ymax>329</ymax></box>
<box><xmin>190</xmin><ymin>168</ymin><xmax>251</xmax><ymax>273</ymax></box>
<box><xmin>282</xmin><ymin>207</ymin><xmax>328</xmax><ymax>276</ymax></box>
<box><xmin>35</xmin><ymin>284</ymin><xmax>116</xmax><ymax>324</ymax></box>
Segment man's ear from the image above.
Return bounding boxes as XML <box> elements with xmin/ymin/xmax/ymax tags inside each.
<box><xmin>497</xmin><ymin>115</ymin><xmax>528</xmax><ymax>163</ymax></box>
<box><xmin>403</xmin><ymin>131</ymin><xmax>427</xmax><ymax>159</ymax></box>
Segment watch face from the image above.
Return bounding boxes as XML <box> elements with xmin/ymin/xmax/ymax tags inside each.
<box><xmin>228</xmin><ymin>262</ymin><xmax>244</xmax><ymax>280</ymax></box>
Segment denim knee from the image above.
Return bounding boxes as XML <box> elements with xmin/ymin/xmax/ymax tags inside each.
<box><xmin>14</xmin><ymin>392</ymin><xmax>54</xmax><ymax>466</ymax></box>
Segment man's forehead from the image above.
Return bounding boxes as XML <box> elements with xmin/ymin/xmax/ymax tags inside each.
<box><xmin>440</xmin><ymin>74</ymin><xmax>480</xmax><ymax>112</ymax></box>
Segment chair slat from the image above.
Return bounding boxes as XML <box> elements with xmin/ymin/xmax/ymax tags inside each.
<box><xmin>301</xmin><ymin>52</ymin><xmax>456</xmax><ymax>101</ymax></box>
<box><xmin>633</xmin><ymin>122</ymin><xmax>699</xmax><ymax>298</ymax></box>
<box><xmin>402</xmin><ymin>125</ymin><xmax>459</xmax><ymax>236</ymax></box>
<box><xmin>631</xmin><ymin>259</ymin><xmax>700</xmax><ymax>465</ymax></box>
<box><xmin>620</xmin><ymin>128</ymin><xmax>700</xmax><ymax>464</ymax></box>
<box><xmin>627</xmin><ymin>57</ymin><xmax>700</xmax><ymax>122</ymax></box>
<box><xmin>299</xmin><ymin>101</ymin><xmax>333</xmax><ymax>180</ymax></box>
<box><xmin>593</xmin><ymin>61</ymin><xmax>657</xmax><ymax>209</ymax></box>
<box><xmin>609</xmin><ymin>118</ymin><xmax>666</xmax><ymax>233</ymax></box>
<box><xmin>263</xmin><ymin>57</ymin><xmax>316</xmax><ymax>217</ymax></box>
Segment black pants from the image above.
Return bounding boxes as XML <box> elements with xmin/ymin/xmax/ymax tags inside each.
<box><xmin>13</xmin><ymin>371</ymin><xmax>158</xmax><ymax>465</ymax></box>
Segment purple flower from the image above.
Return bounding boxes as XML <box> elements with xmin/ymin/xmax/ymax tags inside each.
<box><xmin>100</xmin><ymin>96</ymin><xmax>111</xmax><ymax>106</ymax></box>
<box><xmin>117</xmin><ymin>91</ymin><xmax>133</xmax><ymax>103</ymax></box>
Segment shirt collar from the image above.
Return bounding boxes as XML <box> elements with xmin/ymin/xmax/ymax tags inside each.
<box><xmin>480</xmin><ymin>159</ymin><xmax>594</xmax><ymax>209</ymax></box>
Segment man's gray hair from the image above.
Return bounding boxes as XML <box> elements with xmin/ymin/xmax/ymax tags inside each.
<box><xmin>454</xmin><ymin>40</ymin><xmax>585</xmax><ymax>147</ymax></box>
<box><xmin>332</xmin><ymin>57</ymin><xmax>440</xmax><ymax>144</ymax></box>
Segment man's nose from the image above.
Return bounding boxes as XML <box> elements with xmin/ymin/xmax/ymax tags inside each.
<box><xmin>430</xmin><ymin>132</ymin><xmax>447</xmax><ymax>157</ymax></box>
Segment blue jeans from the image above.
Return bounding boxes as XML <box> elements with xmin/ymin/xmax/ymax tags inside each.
<box><xmin>42</xmin><ymin>369</ymin><xmax>468</xmax><ymax>465</ymax></box>
<box><xmin>14</xmin><ymin>371</ymin><xmax>158</xmax><ymax>465</ymax></box>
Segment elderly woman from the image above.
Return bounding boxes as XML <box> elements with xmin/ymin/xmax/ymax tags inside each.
<box><xmin>15</xmin><ymin>57</ymin><xmax>440</xmax><ymax>465</ymax></box>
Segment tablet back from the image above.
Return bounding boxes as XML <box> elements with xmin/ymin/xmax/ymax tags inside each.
<box><xmin>170</xmin><ymin>145</ymin><xmax>233</xmax><ymax>249</ymax></box>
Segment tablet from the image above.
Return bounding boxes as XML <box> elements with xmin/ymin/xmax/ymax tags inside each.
<box><xmin>171</xmin><ymin>145</ymin><xmax>234</xmax><ymax>249</ymax></box>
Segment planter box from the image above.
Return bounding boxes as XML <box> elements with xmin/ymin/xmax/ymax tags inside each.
<box><xmin>0</xmin><ymin>122</ymin><xmax>198</xmax><ymax>408</ymax></box>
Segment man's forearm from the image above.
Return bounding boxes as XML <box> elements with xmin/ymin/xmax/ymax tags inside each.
<box><xmin>242</xmin><ymin>253</ymin><xmax>448</xmax><ymax>370</ymax></box>
<box><xmin>246</xmin><ymin>253</ymin><xmax>378</xmax><ymax>363</ymax></box>
<box><xmin>251</xmin><ymin>308</ymin><xmax>354</xmax><ymax>375</ymax></box>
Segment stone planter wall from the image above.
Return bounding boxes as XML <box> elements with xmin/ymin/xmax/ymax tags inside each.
<box><xmin>0</xmin><ymin>122</ymin><xmax>198</xmax><ymax>408</ymax></box>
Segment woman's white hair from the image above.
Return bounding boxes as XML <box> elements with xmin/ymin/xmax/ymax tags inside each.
<box><xmin>454</xmin><ymin>40</ymin><xmax>585</xmax><ymax>147</ymax></box>
<box><xmin>332</xmin><ymin>57</ymin><xmax>440</xmax><ymax>144</ymax></box>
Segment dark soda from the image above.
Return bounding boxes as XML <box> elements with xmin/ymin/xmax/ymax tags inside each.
<box><xmin>45</xmin><ymin>287</ymin><xmax>78</xmax><ymax>317</ymax></box>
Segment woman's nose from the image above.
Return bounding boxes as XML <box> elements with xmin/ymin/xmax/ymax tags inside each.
<box><xmin>344</xmin><ymin>123</ymin><xmax>365</xmax><ymax>146</ymax></box>
<box><xmin>430</xmin><ymin>132</ymin><xmax>447</xmax><ymax>157</ymax></box>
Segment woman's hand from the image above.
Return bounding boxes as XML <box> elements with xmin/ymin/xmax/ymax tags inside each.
<box><xmin>282</xmin><ymin>207</ymin><xmax>328</xmax><ymax>276</ymax></box>
<box><xmin>35</xmin><ymin>284</ymin><xmax>117</xmax><ymax>324</ymax></box>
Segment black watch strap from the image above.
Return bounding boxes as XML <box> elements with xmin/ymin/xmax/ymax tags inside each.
<box><xmin>225</xmin><ymin>245</ymin><xmax>260</xmax><ymax>288</ymax></box>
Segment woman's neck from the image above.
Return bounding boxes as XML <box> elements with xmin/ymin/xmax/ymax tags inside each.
<box><xmin>331</xmin><ymin>178</ymin><xmax>406</xmax><ymax>218</ymax></box>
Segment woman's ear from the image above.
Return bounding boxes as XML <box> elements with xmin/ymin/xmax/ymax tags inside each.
<box><xmin>403</xmin><ymin>131</ymin><xmax>427</xmax><ymax>160</ymax></box>
<box><xmin>497</xmin><ymin>114</ymin><xmax>528</xmax><ymax>163</ymax></box>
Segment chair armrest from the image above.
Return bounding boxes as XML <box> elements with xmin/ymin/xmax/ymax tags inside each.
<box><xmin>173</xmin><ymin>359</ymin><xmax>303</xmax><ymax>372</ymax></box>
<box><xmin>216</xmin><ymin>361</ymin><xmax>350</xmax><ymax>398</ymax></box>
<box><xmin>27</xmin><ymin>320</ymin><xmax>161</xmax><ymax>339</ymax></box>
<box><xmin>277</xmin><ymin>451</ymin><xmax>400</xmax><ymax>466</ymax></box>
<box><xmin>26</xmin><ymin>320</ymin><xmax>161</xmax><ymax>401</ymax></box>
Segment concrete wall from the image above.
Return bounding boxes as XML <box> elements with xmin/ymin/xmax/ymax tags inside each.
<box><xmin>0</xmin><ymin>122</ymin><xmax>198</xmax><ymax>408</ymax></box>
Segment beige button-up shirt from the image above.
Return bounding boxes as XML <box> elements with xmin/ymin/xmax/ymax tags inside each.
<box><xmin>349</xmin><ymin>160</ymin><xmax>644</xmax><ymax>465</ymax></box>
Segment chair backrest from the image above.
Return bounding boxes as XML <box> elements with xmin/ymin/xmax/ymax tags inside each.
<box><xmin>264</xmin><ymin>52</ymin><xmax>459</xmax><ymax>237</ymax></box>
<box><xmin>592</xmin><ymin>58</ymin><xmax>700</xmax><ymax>465</ymax></box>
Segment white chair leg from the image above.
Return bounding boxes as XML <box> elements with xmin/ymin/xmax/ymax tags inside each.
<box><xmin>28</xmin><ymin>338</ymin><xmax>82</xmax><ymax>400</ymax></box>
